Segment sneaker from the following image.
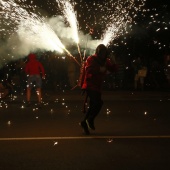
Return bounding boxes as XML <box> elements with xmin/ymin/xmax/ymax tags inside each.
<box><xmin>86</xmin><ymin>119</ymin><xmax>95</xmax><ymax>130</ymax></box>
<box><xmin>79</xmin><ymin>121</ymin><xmax>90</xmax><ymax>135</ymax></box>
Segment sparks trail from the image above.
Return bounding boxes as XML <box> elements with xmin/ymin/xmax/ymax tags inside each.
<box><xmin>0</xmin><ymin>0</ymin><xmax>65</xmax><ymax>54</ymax></box>
<box><xmin>64</xmin><ymin>48</ymin><xmax>81</xmax><ymax>66</ymax></box>
<box><xmin>56</xmin><ymin>0</ymin><xmax>82</xmax><ymax>62</ymax></box>
<box><xmin>1</xmin><ymin>0</ymin><xmax>168</xmax><ymax>68</ymax></box>
<box><xmin>101</xmin><ymin>0</ymin><xmax>146</xmax><ymax>45</ymax></box>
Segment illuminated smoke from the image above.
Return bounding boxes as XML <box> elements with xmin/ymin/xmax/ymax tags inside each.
<box><xmin>56</xmin><ymin>0</ymin><xmax>79</xmax><ymax>44</ymax></box>
<box><xmin>0</xmin><ymin>0</ymin><xmax>65</xmax><ymax>60</ymax></box>
<box><xmin>55</xmin><ymin>0</ymin><xmax>83</xmax><ymax>61</ymax></box>
<box><xmin>0</xmin><ymin>0</ymin><xmax>169</xmax><ymax>68</ymax></box>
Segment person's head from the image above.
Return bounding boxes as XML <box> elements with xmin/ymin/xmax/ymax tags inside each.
<box><xmin>95</xmin><ymin>44</ymin><xmax>108</xmax><ymax>61</ymax></box>
<box><xmin>28</xmin><ymin>53</ymin><xmax>36</xmax><ymax>61</ymax></box>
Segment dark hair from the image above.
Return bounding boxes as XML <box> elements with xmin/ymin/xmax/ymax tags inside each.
<box><xmin>95</xmin><ymin>44</ymin><xmax>108</xmax><ymax>66</ymax></box>
<box><xmin>95</xmin><ymin>44</ymin><xmax>108</xmax><ymax>57</ymax></box>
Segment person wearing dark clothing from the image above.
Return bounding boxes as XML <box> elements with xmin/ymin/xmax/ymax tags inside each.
<box><xmin>25</xmin><ymin>53</ymin><xmax>45</xmax><ymax>106</ymax></box>
<box><xmin>0</xmin><ymin>71</ymin><xmax>14</xmax><ymax>98</ymax></box>
<box><xmin>80</xmin><ymin>44</ymin><xmax>118</xmax><ymax>135</ymax></box>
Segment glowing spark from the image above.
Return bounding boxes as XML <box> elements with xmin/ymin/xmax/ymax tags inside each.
<box><xmin>106</xmin><ymin>108</ymin><xmax>111</xmax><ymax>115</ymax></box>
<box><xmin>107</xmin><ymin>139</ymin><xmax>113</xmax><ymax>143</ymax></box>
<box><xmin>53</xmin><ymin>141</ymin><xmax>58</xmax><ymax>146</ymax></box>
<box><xmin>21</xmin><ymin>105</ymin><xmax>24</xmax><ymax>109</ymax></box>
<box><xmin>7</xmin><ymin>121</ymin><xmax>11</xmax><ymax>125</ymax></box>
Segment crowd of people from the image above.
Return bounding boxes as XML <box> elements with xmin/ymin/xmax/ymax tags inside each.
<box><xmin>0</xmin><ymin>49</ymin><xmax>170</xmax><ymax>101</ymax></box>
<box><xmin>0</xmin><ymin>44</ymin><xmax>170</xmax><ymax>135</ymax></box>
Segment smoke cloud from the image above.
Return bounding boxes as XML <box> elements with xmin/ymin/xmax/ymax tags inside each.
<box><xmin>0</xmin><ymin>15</ymin><xmax>100</xmax><ymax>68</ymax></box>
<box><xmin>47</xmin><ymin>15</ymin><xmax>101</xmax><ymax>51</ymax></box>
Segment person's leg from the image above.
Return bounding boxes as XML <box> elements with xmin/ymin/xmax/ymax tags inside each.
<box><xmin>0</xmin><ymin>89</ymin><xmax>9</xmax><ymax>99</ymax></box>
<box><xmin>140</xmin><ymin>77</ymin><xmax>144</xmax><ymax>91</ymax></box>
<box><xmin>26</xmin><ymin>76</ymin><xmax>33</xmax><ymax>105</ymax></box>
<box><xmin>26</xmin><ymin>87</ymin><xmax>31</xmax><ymax>107</ymax></box>
<box><xmin>84</xmin><ymin>90</ymin><xmax>103</xmax><ymax>130</ymax></box>
<box><xmin>79</xmin><ymin>121</ymin><xmax>90</xmax><ymax>135</ymax></box>
<box><xmin>35</xmin><ymin>75</ymin><xmax>42</xmax><ymax>103</ymax></box>
<box><xmin>26</xmin><ymin>87</ymin><xmax>31</xmax><ymax>102</ymax></box>
<box><xmin>36</xmin><ymin>88</ymin><xmax>42</xmax><ymax>103</ymax></box>
<box><xmin>134</xmin><ymin>74</ymin><xmax>138</xmax><ymax>90</ymax></box>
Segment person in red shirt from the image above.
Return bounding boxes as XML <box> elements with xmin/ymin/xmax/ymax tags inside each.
<box><xmin>80</xmin><ymin>44</ymin><xmax>118</xmax><ymax>135</ymax></box>
<box><xmin>25</xmin><ymin>53</ymin><xmax>45</xmax><ymax>107</ymax></box>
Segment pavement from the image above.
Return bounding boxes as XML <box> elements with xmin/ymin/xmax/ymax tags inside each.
<box><xmin>0</xmin><ymin>89</ymin><xmax>170</xmax><ymax>170</ymax></box>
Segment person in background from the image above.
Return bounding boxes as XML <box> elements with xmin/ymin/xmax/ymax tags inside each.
<box><xmin>80</xmin><ymin>44</ymin><xmax>118</xmax><ymax>135</ymax></box>
<box><xmin>115</xmin><ymin>57</ymin><xmax>126</xmax><ymax>89</ymax></box>
<box><xmin>0</xmin><ymin>82</ymin><xmax>9</xmax><ymax>99</ymax></box>
<box><xmin>25</xmin><ymin>53</ymin><xmax>45</xmax><ymax>107</ymax></box>
<box><xmin>0</xmin><ymin>70</ymin><xmax>14</xmax><ymax>99</ymax></box>
<box><xmin>133</xmin><ymin>57</ymin><xmax>147</xmax><ymax>91</ymax></box>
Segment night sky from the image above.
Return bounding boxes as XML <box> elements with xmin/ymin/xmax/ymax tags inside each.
<box><xmin>0</xmin><ymin>0</ymin><xmax>169</xmax><ymax>90</ymax></box>
<box><xmin>0</xmin><ymin>0</ymin><xmax>170</xmax><ymax>64</ymax></box>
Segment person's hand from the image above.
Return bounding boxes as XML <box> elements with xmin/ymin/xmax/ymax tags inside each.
<box><xmin>109</xmin><ymin>55</ymin><xmax>116</xmax><ymax>64</ymax></box>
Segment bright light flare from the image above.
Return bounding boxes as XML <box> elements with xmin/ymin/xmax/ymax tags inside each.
<box><xmin>0</xmin><ymin>0</ymin><xmax>65</xmax><ymax>53</ymax></box>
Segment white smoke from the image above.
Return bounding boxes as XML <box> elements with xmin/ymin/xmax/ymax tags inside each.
<box><xmin>47</xmin><ymin>15</ymin><xmax>100</xmax><ymax>50</ymax></box>
<box><xmin>0</xmin><ymin>15</ymin><xmax>100</xmax><ymax>68</ymax></box>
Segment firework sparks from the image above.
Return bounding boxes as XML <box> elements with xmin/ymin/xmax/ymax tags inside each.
<box><xmin>56</xmin><ymin>0</ymin><xmax>82</xmax><ymax>62</ymax></box>
<box><xmin>0</xmin><ymin>0</ymin><xmax>64</xmax><ymax>53</ymax></box>
<box><xmin>101</xmin><ymin>0</ymin><xmax>146</xmax><ymax>46</ymax></box>
<box><xmin>56</xmin><ymin>0</ymin><xmax>79</xmax><ymax>44</ymax></box>
<box><xmin>64</xmin><ymin>48</ymin><xmax>81</xmax><ymax>66</ymax></box>
<box><xmin>0</xmin><ymin>0</ymin><xmax>169</xmax><ymax>67</ymax></box>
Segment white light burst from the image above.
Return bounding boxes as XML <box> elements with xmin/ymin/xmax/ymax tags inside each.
<box><xmin>0</xmin><ymin>0</ymin><xmax>65</xmax><ymax>53</ymax></box>
<box><xmin>101</xmin><ymin>0</ymin><xmax>146</xmax><ymax>45</ymax></box>
<box><xmin>56</xmin><ymin>0</ymin><xmax>79</xmax><ymax>44</ymax></box>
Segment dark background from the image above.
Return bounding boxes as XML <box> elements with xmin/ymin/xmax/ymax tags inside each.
<box><xmin>0</xmin><ymin>0</ymin><xmax>170</xmax><ymax>92</ymax></box>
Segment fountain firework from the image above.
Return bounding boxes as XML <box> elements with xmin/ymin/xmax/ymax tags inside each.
<box><xmin>56</xmin><ymin>0</ymin><xmax>82</xmax><ymax>62</ymax></box>
<box><xmin>0</xmin><ymin>0</ymin><xmax>65</xmax><ymax>53</ymax></box>
<box><xmin>0</xmin><ymin>0</ymin><xmax>169</xmax><ymax>68</ymax></box>
<box><xmin>0</xmin><ymin>0</ymin><xmax>81</xmax><ymax>68</ymax></box>
<box><xmin>100</xmin><ymin>0</ymin><xmax>146</xmax><ymax>45</ymax></box>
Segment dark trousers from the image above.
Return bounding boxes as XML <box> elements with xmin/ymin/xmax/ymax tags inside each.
<box><xmin>84</xmin><ymin>90</ymin><xmax>103</xmax><ymax>122</ymax></box>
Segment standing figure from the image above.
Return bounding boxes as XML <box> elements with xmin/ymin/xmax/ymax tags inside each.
<box><xmin>25</xmin><ymin>53</ymin><xmax>45</xmax><ymax>106</ymax></box>
<box><xmin>133</xmin><ymin>57</ymin><xmax>147</xmax><ymax>91</ymax></box>
<box><xmin>80</xmin><ymin>44</ymin><xmax>118</xmax><ymax>135</ymax></box>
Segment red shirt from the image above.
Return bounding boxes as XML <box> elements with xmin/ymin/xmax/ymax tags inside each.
<box><xmin>25</xmin><ymin>54</ymin><xmax>45</xmax><ymax>77</ymax></box>
<box><xmin>81</xmin><ymin>54</ymin><xmax>118</xmax><ymax>92</ymax></box>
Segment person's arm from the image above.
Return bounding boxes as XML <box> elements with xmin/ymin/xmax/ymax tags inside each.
<box><xmin>39</xmin><ymin>63</ymin><xmax>45</xmax><ymax>79</ymax></box>
<box><xmin>98</xmin><ymin>55</ymin><xmax>117</xmax><ymax>73</ymax></box>
<box><xmin>86</xmin><ymin>58</ymin><xmax>100</xmax><ymax>76</ymax></box>
<box><xmin>25</xmin><ymin>63</ymin><xmax>29</xmax><ymax>75</ymax></box>
<box><xmin>106</xmin><ymin>58</ymin><xmax>118</xmax><ymax>72</ymax></box>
